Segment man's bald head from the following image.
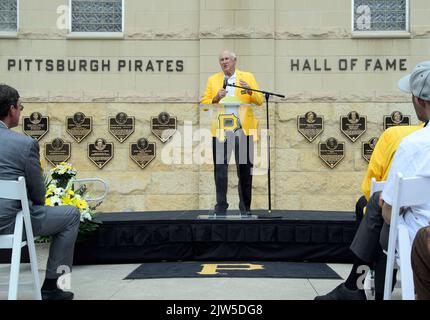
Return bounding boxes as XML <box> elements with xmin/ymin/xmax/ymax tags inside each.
<box><xmin>219</xmin><ymin>50</ymin><xmax>237</xmax><ymax>77</ymax></box>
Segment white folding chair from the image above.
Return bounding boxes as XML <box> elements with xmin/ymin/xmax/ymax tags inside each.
<box><xmin>0</xmin><ymin>177</ymin><xmax>41</xmax><ymax>300</ymax></box>
<box><xmin>370</xmin><ymin>177</ymin><xmax>385</xmax><ymax>196</ymax></box>
<box><xmin>383</xmin><ymin>172</ymin><xmax>429</xmax><ymax>300</ymax></box>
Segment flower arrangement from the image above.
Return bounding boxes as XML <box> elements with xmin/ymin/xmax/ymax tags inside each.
<box><xmin>40</xmin><ymin>162</ymin><xmax>102</xmax><ymax>242</ymax></box>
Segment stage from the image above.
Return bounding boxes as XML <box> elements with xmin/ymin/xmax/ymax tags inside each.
<box><xmin>0</xmin><ymin>210</ymin><xmax>357</xmax><ymax>264</ymax></box>
<box><xmin>70</xmin><ymin>210</ymin><xmax>357</xmax><ymax>265</ymax></box>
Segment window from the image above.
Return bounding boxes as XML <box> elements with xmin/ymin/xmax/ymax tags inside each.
<box><xmin>352</xmin><ymin>0</ymin><xmax>409</xmax><ymax>37</ymax></box>
<box><xmin>70</xmin><ymin>0</ymin><xmax>123</xmax><ymax>35</ymax></box>
<box><xmin>0</xmin><ymin>0</ymin><xmax>18</xmax><ymax>33</ymax></box>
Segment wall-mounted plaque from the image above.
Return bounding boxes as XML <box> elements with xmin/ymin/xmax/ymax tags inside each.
<box><xmin>362</xmin><ymin>137</ymin><xmax>379</xmax><ymax>163</ymax></box>
<box><xmin>151</xmin><ymin>112</ymin><xmax>177</xmax><ymax>143</ymax></box>
<box><xmin>66</xmin><ymin>112</ymin><xmax>92</xmax><ymax>143</ymax></box>
<box><xmin>44</xmin><ymin>138</ymin><xmax>71</xmax><ymax>166</ymax></box>
<box><xmin>130</xmin><ymin>138</ymin><xmax>156</xmax><ymax>169</ymax></box>
<box><xmin>87</xmin><ymin>138</ymin><xmax>114</xmax><ymax>169</ymax></box>
<box><xmin>318</xmin><ymin>137</ymin><xmax>345</xmax><ymax>169</ymax></box>
<box><xmin>340</xmin><ymin>111</ymin><xmax>367</xmax><ymax>142</ymax></box>
<box><xmin>22</xmin><ymin>112</ymin><xmax>49</xmax><ymax>141</ymax></box>
<box><xmin>108</xmin><ymin>112</ymin><xmax>135</xmax><ymax>143</ymax></box>
<box><xmin>297</xmin><ymin>111</ymin><xmax>324</xmax><ymax>142</ymax></box>
<box><xmin>383</xmin><ymin>111</ymin><xmax>411</xmax><ymax>130</ymax></box>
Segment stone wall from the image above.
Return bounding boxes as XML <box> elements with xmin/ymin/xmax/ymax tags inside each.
<box><xmin>1</xmin><ymin>0</ymin><xmax>429</xmax><ymax>213</ymax></box>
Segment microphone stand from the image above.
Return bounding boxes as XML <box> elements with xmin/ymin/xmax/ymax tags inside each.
<box><xmin>227</xmin><ymin>83</ymin><xmax>285</xmax><ymax>214</ymax></box>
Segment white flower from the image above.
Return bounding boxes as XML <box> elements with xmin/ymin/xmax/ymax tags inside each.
<box><xmin>82</xmin><ymin>210</ymin><xmax>92</xmax><ymax>221</ymax></box>
<box><xmin>50</xmin><ymin>196</ymin><xmax>62</xmax><ymax>206</ymax></box>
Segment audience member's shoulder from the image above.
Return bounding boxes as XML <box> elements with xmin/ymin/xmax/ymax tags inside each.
<box><xmin>384</xmin><ymin>124</ymin><xmax>422</xmax><ymax>136</ymax></box>
<box><xmin>6</xmin><ymin>129</ymin><xmax>36</xmax><ymax>146</ymax></box>
<box><xmin>399</xmin><ymin>124</ymin><xmax>430</xmax><ymax>149</ymax></box>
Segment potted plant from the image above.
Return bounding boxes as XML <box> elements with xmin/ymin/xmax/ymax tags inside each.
<box><xmin>36</xmin><ymin>162</ymin><xmax>102</xmax><ymax>270</ymax></box>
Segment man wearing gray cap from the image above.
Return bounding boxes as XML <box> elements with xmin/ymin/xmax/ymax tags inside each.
<box><xmin>315</xmin><ymin>61</ymin><xmax>430</xmax><ymax>300</ymax></box>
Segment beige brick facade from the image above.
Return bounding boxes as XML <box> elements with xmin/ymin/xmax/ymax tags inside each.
<box><xmin>1</xmin><ymin>0</ymin><xmax>429</xmax><ymax>213</ymax></box>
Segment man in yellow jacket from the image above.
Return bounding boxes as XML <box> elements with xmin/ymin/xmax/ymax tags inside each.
<box><xmin>201</xmin><ymin>50</ymin><xmax>263</xmax><ymax>216</ymax></box>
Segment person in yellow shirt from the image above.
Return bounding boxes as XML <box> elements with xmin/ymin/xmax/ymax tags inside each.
<box><xmin>355</xmin><ymin>124</ymin><xmax>424</xmax><ymax>223</ymax></box>
<box><xmin>201</xmin><ymin>50</ymin><xmax>263</xmax><ymax>216</ymax></box>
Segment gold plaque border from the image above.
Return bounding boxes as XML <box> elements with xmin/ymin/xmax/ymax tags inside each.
<box><xmin>87</xmin><ymin>142</ymin><xmax>114</xmax><ymax>169</ymax></box>
<box><xmin>129</xmin><ymin>143</ymin><xmax>156</xmax><ymax>169</ymax></box>
<box><xmin>297</xmin><ymin>114</ymin><xmax>324</xmax><ymax>143</ymax></box>
<box><xmin>339</xmin><ymin>115</ymin><xmax>367</xmax><ymax>143</ymax></box>
<box><xmin>66</xmin><ymin>116</ymin><xmax>93</xmax><ymax>143</ymax></box>
<box><xmin>22</xmin><ymin>116</ymin><xmax>49</xmax><ymax>141</ymax></box>
<box><xmin>151</xmin><ymin>116</ymin><xmax>177</xmax><ymax>143</ymax></box>
<box><xmin>43</xmin><ymin>140</ymin><xmax>71</xmax><ymax>167</ymax></box>
<box><xmin>108</xmin><ymin>116</ymin><xmax>135</xmax><ymax>143</ymax></box>
<box><xmin>318</xmin><ymin>142</ymin><xmax>345</xmax><ymax>169</ymax></box>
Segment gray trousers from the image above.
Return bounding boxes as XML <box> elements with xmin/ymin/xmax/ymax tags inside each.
<box><xmin>1</xmin><ymin>205</ymin><xmax>80</xmax><ymax>279</ymax></box>
<box><xmin>350</xmin><ymin>191</ymin><xmax>390</xmax><ymax>262</ymax></box>
<box><xmin>350</xmin><ymin>191</ymin><xmax>392</xmax><ymax>294</ymax></box>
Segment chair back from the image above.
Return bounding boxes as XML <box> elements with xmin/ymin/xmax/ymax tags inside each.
<box><xmin>370</xmin><ymin>177</ymin><xmax>385</xmax><ymax>196</ymax></box>
<box><xmin>0</xmin><ymin>177</ymin><xmax>41</xmax><ymax>300</ymax></box>
<box><xmin>384</xmin><ymin>172</ymin><xmax>430</xmax><ymax>300</ymax></box>
<box><xmin>0</xmin><ymin>177</ymin><xmax>27</xmax><ymax>202</ymax></box>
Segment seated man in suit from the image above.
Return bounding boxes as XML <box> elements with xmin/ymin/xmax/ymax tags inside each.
<box><xmin>0</xmin><ymin>84</ymin><xmax>80</xmax><ymax>300</ymax></box>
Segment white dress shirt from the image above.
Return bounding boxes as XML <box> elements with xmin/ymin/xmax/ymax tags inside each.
<box><xmin>382</xmin><ymin>124</ymin><xmax>430</xmax><ymax>243</ymax></box>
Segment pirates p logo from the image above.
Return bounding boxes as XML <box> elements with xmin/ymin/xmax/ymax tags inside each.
<box><xmin>217</xmin><ymin>114</ymin><xmax>239</xmax><ymax>141</ymax></box>
<box><xmin>198</xmin><ymin>263</ymin><xmax>264</xmax><ymax>275</ymax></box>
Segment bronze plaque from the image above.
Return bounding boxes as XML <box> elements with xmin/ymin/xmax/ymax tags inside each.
<box><xmin>362</xmin><ymin>137</ymin><xmax>379</xmax><ymax>163</ymax></box>
<box><xmin>318</xmin><ymin>137</ymin><xmax>345</xmax><ymax>169</ymax></box>
<box><xmin>108</xmin><ymin>112</ymin><xmax>135</xmax><ymax>143</ymax></box>
<box><xmin>383</xmin><ymin>111</ymin><xmax>411</xmax><ymax>130</ymax></box>
<box><xmin>66</xmin><ymin>112</ymin><xmax>92</xmax><ymax>143</ymax></box>
<box><xmin>22</xmin><ymin>112</ymin><xmax>49</xmax><ymax>141</ymax></box>
<box><xmin>87</xmin><ymin>138</ymin><xmax>114</xmax><ymax>169</ymax></box>
<box><xmin>130</xmin><ymin>138</ymin><xmax>156</xmax><ymax>169</ymax></box>
<box><xmin>297</xmin><ymin>111</ymin><xmax>324</xmax><ymax>142</ymax></box>
<box><xmin>151</xmin><ymin>112</ymin><xmax>177</xmax><ymax>143</ymax></box>
<box><xmin>44</xmin><ymin>138</ymin><xmax>71</xmax><ymax>166</ymax></box>
<box><xmin>340</xmin><ymin>111</ymin><xmax>367</xmax><ymax>142</ymax></box>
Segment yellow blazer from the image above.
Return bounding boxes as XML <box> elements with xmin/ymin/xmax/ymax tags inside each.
<box><xmin>201</xmin><ymin>69</ymin><xmax>263</xmax><ymax>138</ymax></box>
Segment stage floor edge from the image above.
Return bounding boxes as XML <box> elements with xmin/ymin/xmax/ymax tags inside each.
<box><xmin>1</xmin><ymin>210</ymin><xmax>358</xmax><ymax>264</ymax></box>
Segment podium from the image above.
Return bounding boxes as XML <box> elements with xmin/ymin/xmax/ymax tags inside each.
<box><xmin>199</xmin><ymin>97</ymin><xmax>259</xmax><ymax>220</ymax></box>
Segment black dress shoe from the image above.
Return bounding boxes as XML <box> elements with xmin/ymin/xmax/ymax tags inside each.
<box><xmin>213</xmin><ymin>210</ymin><xmax>227</xmax><ymax>216</ymax></box>
<box><xmin>42</xmin><ymin>288</ymin><xmax>74</xmax><ymax>300</ymax></box>
<box><xmin>314</xmin><ymin>283</ymin><xmax>366</xmax><ymax>300</ymax></box>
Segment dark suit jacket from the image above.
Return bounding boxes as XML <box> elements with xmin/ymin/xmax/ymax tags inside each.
<box><xmin>0</xmin><ymin>121</ymin><xmax>45</xmax><ymax>233</ymax></box>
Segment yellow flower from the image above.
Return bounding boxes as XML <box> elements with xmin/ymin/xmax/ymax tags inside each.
<box><xmin>76</xmin><ymin>199</ymin><xmax>87</xmax><ymax>210</ymax></box>
<box><xmin>45</xmin><ymin>198</ymin><xmax>52</xmax><ymax>206</ymax></box>
<box><xmin>61</xmin><ymin>196</ymin><xmax>72</xmax><ymax>205</ymax></box>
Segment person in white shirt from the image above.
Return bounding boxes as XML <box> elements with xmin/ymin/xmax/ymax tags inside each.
<box><xmin>381</xmin><ymin>61</ymin><xmax>430</xmax><ymax>239</ymax></box>
<box><xmin>316</xmin><ymin>60</ymin><xmax>430</xmax><ymax>300</ymax></box>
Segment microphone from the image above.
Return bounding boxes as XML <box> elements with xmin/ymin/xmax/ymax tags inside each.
<box><xmin>223</xmin><ymin>76</ymin><xmax>228</xmax><ymax>89</ymax></box>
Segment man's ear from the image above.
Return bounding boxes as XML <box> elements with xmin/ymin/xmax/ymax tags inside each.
<box><xmin>417</xmin><ymin>97</ymin><xmax>427</xmax><ymax>108</ymax></box>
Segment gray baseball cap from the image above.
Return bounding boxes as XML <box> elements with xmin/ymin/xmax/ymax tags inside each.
<box><xmin>398</xmin><ymin>61</ymin><xmax>430</xmax><ymax>101</ymax></box>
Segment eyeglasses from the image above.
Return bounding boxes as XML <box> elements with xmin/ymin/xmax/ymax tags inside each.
<box><xmin>14</xmin><ymin>104</ymin><xmax>24</xmax><ymax>111</ymax></box>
